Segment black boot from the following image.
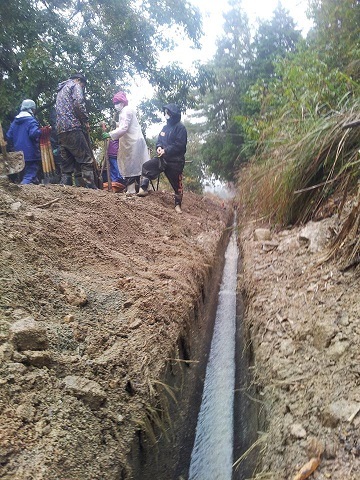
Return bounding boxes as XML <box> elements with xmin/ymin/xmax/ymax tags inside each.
<box><xmin>60</xmin><ymin>174</ymin><xmax>73</xmax><ymax>186</ymax></box>
<box><xmin>174</xmin><ymin>194</ymin><xmax>183</xmax><ymax>213</ymax></box>
<box><xmin>137</xmin><ymin>177</ymin><xmax>150</xmax><ymax>197</ymax></box>
<box><xmin>82</xmin><ymin>169</ymin><xmax>98</xmax><ymax>189</ymax></box>
<box><xmin>74</xmin><ymin>172</ymin><xmax>84</xmax><ymax>187</ymax></box>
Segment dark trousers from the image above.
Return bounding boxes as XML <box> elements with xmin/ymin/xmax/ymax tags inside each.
<box><xmin>141</xmin><ymin>157</ymin><xmax>184</xmax><ymax>206</ymax></box>
<box><xmin>58</xmin><ymin>130</ymin><xmax>93</xmax><ymax>174</ymax></box>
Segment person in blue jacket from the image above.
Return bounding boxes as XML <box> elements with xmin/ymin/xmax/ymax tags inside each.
<box><xmin>6</xmin><ymin>99</ymin><xmax>42</xmax><ymax>184</ymax></box>
<box><xmin>137</xmin><ymin>103</ymin><xmax>187</xmax><ymax>214</ymax></box>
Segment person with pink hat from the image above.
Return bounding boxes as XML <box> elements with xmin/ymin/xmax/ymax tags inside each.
<box><xmin>102</xmin><ymin>91</ymin><xmax>149</xmax><ymax>193</ymax></box>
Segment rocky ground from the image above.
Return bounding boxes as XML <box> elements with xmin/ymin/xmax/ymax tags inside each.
<box><xmin>239</xmin><ymin>203</ymin><xmax>360</xmax><ymax>479</ymax></box>
<box><xmin>0</xmin><ymin>179</ymin><xmax>359</xmax><ymax>479</ymax></box>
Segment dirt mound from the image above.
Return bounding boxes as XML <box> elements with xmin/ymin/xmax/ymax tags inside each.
<box><xmin>0</xmin><ymin>181</ymin><xmax>230</xmax><ymax>479</ymax></box>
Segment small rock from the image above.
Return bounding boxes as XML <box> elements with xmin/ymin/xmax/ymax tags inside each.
<box><xmin>278</xmin><ymin>236</ymin><xmax>300</xmax><ymax>253</ymax></box>
<box><xmin>322</xmin><ymin>400</ymin><xmax>360</xmax><ymax>427</ymax></box>
<box><xmin>311</xmin><ymin>320</ymin><xmax>338</xmax><ymax>350</ymax></box>
<box><xmin>279</xmin><ymin>339</ymin><xmax>294</xmax><ymax>357</ymax></box>
<box><xmin>12</xmin><ymin>309</ymin><xmax>29</xmax><ymax>320</ymax></box>
<box><xmin>109</xmin><ymin>379</ymin><xmax>118</xmax><ymax>389</ymax></box>
<box><xmin>62</xmin><ymin>375</ymin><xmax>106</xmax><ymax>409</ymax></box>
<box><xmin>7</xmin><ymin>362</ymin><xmax>27</xmax><ymax>374</ymax></box>
<box><xmin>59</xmin><ymin>282</ymin><xmax>88</xmax><ymax>307</ymax></box>
<box><xmin>298</xmin><ymin>219</ymin><xmax>333</xmax><ymax>252</ymax></box>
<box><xmin>262</xmin><ymin>240</ymin><xmax>279</xmax><ymax>251</ymax></box>
<box><xmin>337</xmin><ymin>313</ymin><xmax>350</xmax><ymax>327</ymax></box>
<box><xmin>10</xmin><ymin>317</ymin><xmax>49</xmax><ymax>351</ymax></box>
<box><xmin>23</xmin><ymin>350</ymin><xmax>52</xmax><ymax>368</ymax></box>
<box><xmin>0</xmin><ymin>342</ymin><xmax>14</xmax><ymax>361</ymax></box>
<box><xmin>10</xmin><ymin>201</ymin><xmax>22</xmax><ymax>211</ymax></box>
<box><xmin>254</xmin><ymin>228</ymin><xmax>271</xmax><ymax>241</ymax></box>
<box><xmin>0</xmin><ymin>333</ymin><xmax>9</xmax><ymax>345</ymax></box>
<box><xmin>327</xmin><ymin>340</ymin><xmax>349</xmax><ymax>360</ymax></box>
<box><xmin>24</xmin><ymin>212</ymin><xmax>35</xmax><ymax>220</ymax></box>
<box><xmin>290</xmin><ymin>423</ymin><xmax>307</xmax><ymax>439</ymax></box>
<box><xmin>63</xmin><ymin>314</ymin><xmax>75</xmax><ymax>323</ymax></box>
<box><xmin>129</xmin><ymin>319</ymin><xmax>142</xmax><ymax>330</ymax></box>
<box><xmin>12</xmin><ymin>351</ymin><xmax>27</xmax><ymax>363</ymax></box>
<box><xmin>16</xmin><ymin>404</ymin><xmax>36</xmax><ymax>422</ymax></box>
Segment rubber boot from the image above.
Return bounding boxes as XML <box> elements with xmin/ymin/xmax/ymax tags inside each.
<box><xmin>137</xmin><ymin>177</ymin><xmax>150</xmax><ymax>196</ymax></box>
<box><xmin>82</xmin><ymin>169</ymin><xmax>98</xmax><ymax>189</ymax></box>
<box><xmin>74</xmin><ymin>172</ymin><xmax>84</xmax><ymax>187</ymax></box>
<box><xmin>174</xmin><ymin>193</ymin><xmax>183</xmax><ymax>206</ymax></box>
<box><xmin>60</xmin><ymin>174</ymin><xmax>73</xmax><ymax>186</ymax></box>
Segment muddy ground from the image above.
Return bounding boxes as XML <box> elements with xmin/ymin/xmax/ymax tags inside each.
<box><xmin>0</xmin><ymin>181</ymin><xmax>230</xmax><ymax>479</ymax></box>
<box><xmin>0</xmin><ymin>180</ymin><xmax>359</xmax><ymax>479</ymax></box>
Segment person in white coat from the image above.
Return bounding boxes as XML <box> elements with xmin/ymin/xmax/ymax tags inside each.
<box><xmin>102</xmin><ymin>91</ymin><xmax>149</xmax><ymax>193</ymax></box>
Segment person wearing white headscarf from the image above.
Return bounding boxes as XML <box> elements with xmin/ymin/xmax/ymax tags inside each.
<box><xmin>103</xmin><ymin>91</ymin><xmax>149</xmax><ymax>193</ymax></box>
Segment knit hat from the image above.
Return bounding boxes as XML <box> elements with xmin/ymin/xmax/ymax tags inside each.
<box><xmin>20</xmin><ymin>99</ymin><xmax>36</xmax><ymax>112</ymax></box>
<box><xmin>112</xmin><ymin>91</ymin><xmax>128</xmax><ymax>106</ymax></box>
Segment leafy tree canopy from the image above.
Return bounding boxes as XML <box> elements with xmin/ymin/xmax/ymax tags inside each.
<box><xmin>0</xmin><ymin>0</ymin><xmax>203</xmax><ymax>127</ymax></box>
<box><xmin>307</xmin><ymin>0</ymin><xmax>360</xmax><ymax>72</ymax></box>
<box><xmin>196</xmin><ymin>0</ymin><xmax>303</xmax><ymax>181</ymax></box>
<box><xmin>249</xmin><ymin>3</ymin><xmax>302</xmax><ymax>81</ymax></box>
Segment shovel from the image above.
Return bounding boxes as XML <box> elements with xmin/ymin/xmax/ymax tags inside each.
<box><xmin>40</xmin><ymin>125</ymin><xmax>58</xmax><ymax>184</ymax></box>
<box><xmin>0</xmin><ymin>122</ymin><xmax>25</xmax><ymax>177</ymax></box>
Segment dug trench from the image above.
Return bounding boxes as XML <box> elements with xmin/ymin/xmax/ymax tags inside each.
<box><xmin>129</xmin><ymin>222</ymin><xmax>260</xmax><ymax>480</ymax></box>
<box><xmin>0</xmin><ymin>181</ymin><xmax>261</xmax><ymax>479</ymax></box>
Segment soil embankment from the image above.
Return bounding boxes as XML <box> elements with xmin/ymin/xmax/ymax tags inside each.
<box><xmin>239</xmin><ymin>213</ymin><xmax>360</xmax><ymax>479</ymax></box>
<box><xmin>2</xmin><ymin>180</ymin><xmax>359</xmax><ymax>480</ymax></box>
<box><xmin>0</xmin><ymin>182</ymin><xmax>231</xmax><ymax>479</ymax></box>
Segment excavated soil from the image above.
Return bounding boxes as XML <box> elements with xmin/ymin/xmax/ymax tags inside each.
<box><xmin>0</xmin><ymin>182</ymin><xmax>230</xmax><ymax>479</ymax></box>
<box><xmin>0</xmin><ymin>180</ymin><xmax>359</xmax><ymax>480</ymax></box>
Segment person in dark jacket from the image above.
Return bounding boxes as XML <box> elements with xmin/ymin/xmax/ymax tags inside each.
<box><xmin>6</xmin><ymin>99</ymin><xmax>41</xmax><ymax>184</ymax></box>
<box><xmin>55</xmin><ymin>73</ymin><xmax>97</xmax><ymax>188</ymax></box>
<box><xmin>137</xmin><ymin>103</ymin><xmax>187</xmax><ymax>213</ymax></box>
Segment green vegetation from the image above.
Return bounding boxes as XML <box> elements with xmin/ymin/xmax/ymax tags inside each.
<box><xmin>196</xmin><ymin>0</ymin><xmax>360</xmax><ymax>227</ymax></box>
<box><xmin>0</xmin><ymin>0</ymin><xmax>205</xmax><ymax>127</ymax></box>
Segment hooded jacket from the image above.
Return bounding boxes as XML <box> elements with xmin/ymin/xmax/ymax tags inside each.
<box><xmin>157</xmin><ymin>103</ymin><xmax>187</xmax><ymax>165</ymax></box>
<box><xmin>6</xmin><ymin>112</ymin><xmax>41</xmax><ymax>162</ymax></box>
<box><xmin>55</xmin><ymin>79</ymin><xmax>89</xmax><ymax>134</ymax></box>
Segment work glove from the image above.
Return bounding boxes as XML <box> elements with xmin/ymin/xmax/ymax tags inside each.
<box><xmin>102</xmin><ymin>132</ymin><xmax>111</xmax><ymax>139</ymax></box>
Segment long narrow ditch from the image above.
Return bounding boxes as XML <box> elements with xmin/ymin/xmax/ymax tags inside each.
<box><xmin>128</xmin><ymin>216</ymin><xmax>261</xmax><ymax>479</ymax></box>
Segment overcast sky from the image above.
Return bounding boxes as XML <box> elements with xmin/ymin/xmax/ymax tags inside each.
<box><xmin>130</xmin><ymin>0</ymin><xmax>312</xmax><ymax>129</ymax></box>
<box><xmin>186</xmin><ymin>0</ymin><xmax>312</xmax><ymax>65</ymax></box>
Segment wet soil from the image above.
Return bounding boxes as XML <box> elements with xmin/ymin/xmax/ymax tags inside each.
<box><xmin>0</xmin><ymin>180</ymin><xmax>359</xmax><ymax>479</ymax></box>
<box><xmin>0</xmin><ymin>181</ymin><xmax>230</xmax><ymax>479</ymax></box>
